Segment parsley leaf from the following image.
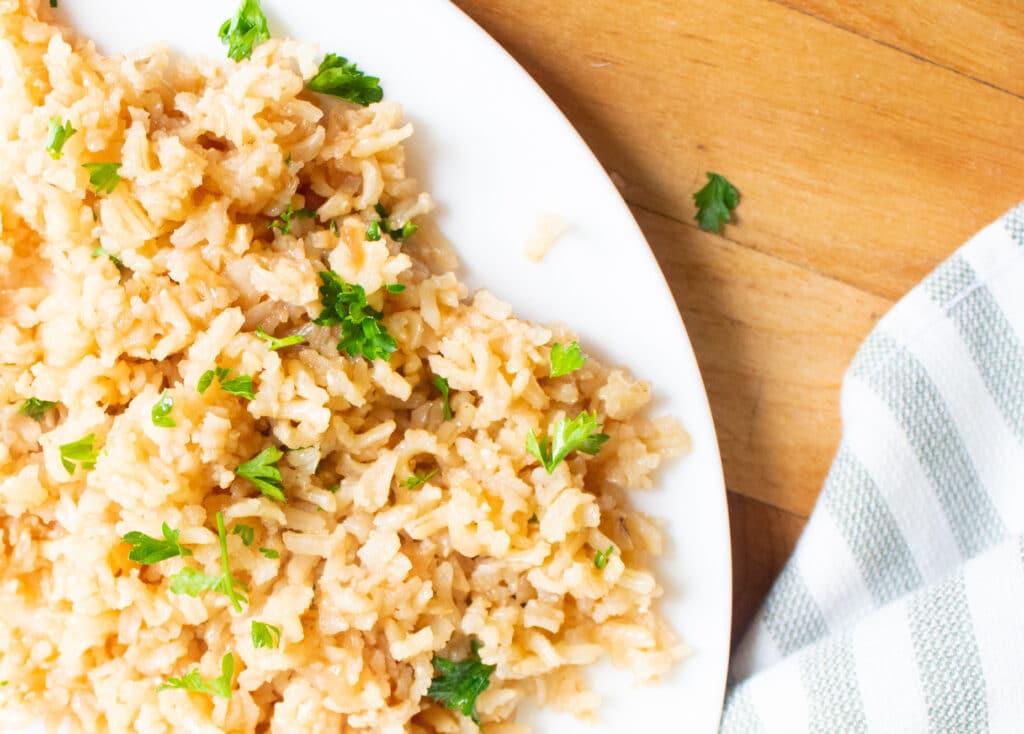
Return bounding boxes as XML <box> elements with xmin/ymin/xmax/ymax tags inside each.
<box><xmin>158</xmin><ymin>652</ymin><xmax>235</xmax><ymax>699</ymax></box>
<box><xmin>427</xmin><ymin>640</ymin><xmax>495</xmax><ymax>725</ymax></box>
<box><xmin>385</xmin><ymin>283</ymin><xmax>405</xmax><ymax>294</ymax></box>
<box><xmin>197</xmin><ymin>365</ymin><xmax>254</xmax><ymax>400</ymax></box>
<box><xmin>401</xmin><ymin>468</ymin><xmax>437</xmax><ymax>490</ymax></box>
<box><xmin>91</xmin><ymin>245</ymin><xmax>126</xmax><ymax>272</ymax></box>
<box><xmin>432</xmin><ymin>375</ymin><xmax>453</xmax><ymax>421</ymax></box>
<box><xmin>232</xmin><ymin>523</ymin><xmax>254</xmax><ymax>547</ymax></box>
<box><xmin>82</xmin><ymin>162</ymin><xmax>121</xmax><ymax>194</ymax></box>
<box><xmin>255</xmin><ymin>325</ymin><xmax>305</xmax><ymax>351</ymax></box>
<box><xmin>549</xmin><ymin>341</ymin><xmax>586</xmax><ymax>378</ymax></box>
<box><xmin>594</xmin><ymin>545</ymin><xmax>615</xmax><ymax>570</ymax></box>
<box><xmin>59</xmin><ymin>433</ymin><xmax>98</xmax><ymax>475</ymax></box>
<box><xmin>314</xmin><ymin>271</ymin><xmax>397</xmax><ymax>361</ymax></box>
<box><xmin>306</xmin><ymin>53</ymin><xmax>383</xmax><ymax>106</ymax></box>
<box><xmin>18</xmin><ymin>398</ymin><xmax>56</xmax><ymax>421</ymax></box>
<box><xmin>693</xmin><ymin>172</ymin><xmax>739</xmax><ymax>234</ymax></box>
<box><xmin>151</xmin><ymin>390</ymin><xmax>175</xmax><ymax>428</ymax></box>
<box><xmin>218</xmin><ymin>0</ymin><xmax>270</xmax><ymax>62</ymax></box>
<box><xmin>168</xmin><ymin>512</ymin><xmax>248</xmax><ymax>612</ymax></box>
<box><xmin>525</xmin><ymin>411</ymin><xmax>610</xmax><ymax>473</ymax></box>
<box><xmin>268</xmin><ymin>203</ymin><xmax>316</xmax><ymax>235</ymax></box>
<box><xmin>365</xmin><ymin>219</ymin><xmax>381</xmax><ymax>241</ymax></box>
<box><xmin>370</xmin><ymin>203</ymin><xmax>417</xmax><ymax>242</ymax></box>
<box><xmin>235</xmin><ymin>446</ymin><xmax>285</xmax><ymax>502</ymax></box>
<box><xmin>258</xmin><ymin>547</ymin><xmax>279</xmax><ymax>559</ymax></box>
<box><xmin>45</xmin><ymin>117</ymin><xmax>76</xmax><ymax>160</ymax></box>
<box><xmin>251</xmin><ymin>621</ymin><xmax>281</xmax><ymax>649</ymax></box>
<box><xmin>122</xmin><ymin>523</ymin><xmax>193</xmax><ymax>564</ymax></box>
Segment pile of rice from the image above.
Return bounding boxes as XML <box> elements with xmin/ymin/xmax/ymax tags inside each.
<box><xmin>0</xmin><ymin>2</ymin><xmax>688</xmax><ymax>732</ymax></box>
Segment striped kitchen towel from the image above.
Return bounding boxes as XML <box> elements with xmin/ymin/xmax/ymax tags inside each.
<box><xmin>720</xmin><ymin>203</ymin><xmax>1024</xmax><ymax>733</ymax></box>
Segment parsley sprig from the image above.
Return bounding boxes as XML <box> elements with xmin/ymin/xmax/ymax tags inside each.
<box><xmin>314</xmin><ymin>271</ymin><xmax>397</xmax><ymax>361</ymax></box>
<box><xmin>218</xmin><ymin>0</ymin><xmax>270</xmax><ymax>61</ymax></box>
<box><xmin>427</xmin><ymin>640</ymin><xmax>495</xmax><ymax>725</ymax></box>
<box><xmin>158</xmin><ymin>652</ymin><xmax>235</xmax><ymax>699</ymax></box>
<box><xmin>251</xmin><ymin>621</ymin><xmax>281</xmax><ymax>649</ymax></box>
<box><xmin>122</xmin><ymin>523</ymin><xmax>193</xmax><ymax>564</ymax></box>
<box><xmin>526</xmin><ymin>411</ymin><xmax>609</xmax><ymax>473</ymax></box>
<box><xmin>693</xmin><ymin>172</ymin><xmax>739</xmax><ymax>234</ymax></box>
<box><xmin>59</xmin><ymin>433</ymin><xmax>99</xmax><ymax>475</ymax></box>
<box><xmin>169</xmin><ymin>512</ymin><xmax>248</xmax><ymax>612</ymax></box>
<box><xmin>306</xmin><ymin>53</ymin><xmax>383</xmax><ymax>106</ymax></box>
<box><xmin>549</xmin><ymin>341</ymin><xmax>586</xmax><ymax>378</ymax></box>
<box><xmin>18</xmin><ymin>398</ymin><xmax>56</xmax><ymax>421</ymax></box>
<box><xmin>255</xmin><ymin>325</ymin><xmax>305</xmax><ymax>351</ymax></box>
<box><xmin>235</xmin><ymin>446</ymin><xmax>285</xmax><ymax>502</ymax></box>
<box><xmin>45</xmin><ymin>117</ymin><xmax>76</xmax><ymax>160</ymax></box>
<box><xmin>197</xmin><ymin>365</ymin><xmax>255</xmax><ymax>400</ymax></box>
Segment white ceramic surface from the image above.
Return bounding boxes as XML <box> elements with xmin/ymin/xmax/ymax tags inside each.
<box><xmin>34</xmin><ymin>1</ymin><xmax>733</xmax><ymax>731</ymax></box>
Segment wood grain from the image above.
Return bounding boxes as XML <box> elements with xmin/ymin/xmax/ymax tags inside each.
<box><xmin>453</xmin><ymin>0</ymin><xmax>1022</xmax><ymax>647</ymax></box>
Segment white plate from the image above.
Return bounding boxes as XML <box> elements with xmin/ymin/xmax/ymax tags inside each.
<box><xmin>45</xmin><ymin>1</ymin><xmax>733</xmax><ymax>731</ymax></box>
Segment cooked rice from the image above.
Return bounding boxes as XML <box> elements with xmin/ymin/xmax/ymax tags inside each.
<box><xmin>0</xmin><ymin>2</ymin><xmax>688</xmax><ymax>731</ymax></box>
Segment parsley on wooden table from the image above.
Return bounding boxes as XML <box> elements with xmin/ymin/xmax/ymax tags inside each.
<box><xmin>235</xmin><ymin>446</ymin><xmax>285</xmax><ymax>502</ymax></box>
<box><xmin>255</xmin><ymin>325</ymin><xmax>305</xmax><ymax>351</ymax></box>
<box><xmin>45</xmin><ymin>118</ymin><xmax>75</xmax><ymax>160</ymax></box>
<box><xmin>158</xmin><ymin>652</ymin><xmax>235</xmax><ymax>699</ymax></box>
<box><xmin>693</xmin><ymin>172</ymin><xmax>739</xmax><ymax>234</ymax></box>
<box><xmin>197</xmin><ymin>365</ymin><xmax>255</xmax><ymax>399</ymax></box>
<box><xmin>122</xmin><ymin>523</ymin><xmax>193</xmax><ymax>564</ymax></box>
<box><xmin>82</xmin><ymin>163</ymin><xmax>121</xmax><ymax>194</ymax></box>
<box><xmin>314</xmin><ymin>271</ymin><xmax>397</xmax><ymax>361</ymax></box>
<box><xmin>251</xmin><ymin>621</ymin><xmax>281</xmax><ymax>649</ymax></box>
<box><xmin>306</xmin><ymin>53</ymin><xmax>383</xmax><ymax>106</ymax></box>
<box><xmin>432</xmin><ymin>376</ymin><xmax>453</xmax><ymax>420</ymax></box>
<box><xmin>549</xmin><ymin>341</ymin><xmax>586</xmax><ymax>377</ymax></box>
<box><xmin>59</xmin><ymin>433</ymin><xmax>99</xmax><ymax>475</ymax></box>
<box><xmin>18</xmin><ymin>398</ymin><xmax>56</xmax><ymax>421</ymax></box>
<box><xmin>218</xmin><ymin>0</ymin><xmax>269</xmax><ymax>61</ymax></box>
<box><xmin>168</xmin><ymin>512</ymin><xmax>248</xmax><ymax>612</ymax></box>
<box><xmin>151</xmin><ymin>390</ymin><xmax>175</xmax><ymax>427</ymax></box>
<box><xmin>427</xmin><ymin>640</ymin><xmax>495</xmax><ymax>725</ymax></box>
<box><xmin>526</xmin><ymin>411</ymin><xmax>610</xmax><ymax>473</ymax></box>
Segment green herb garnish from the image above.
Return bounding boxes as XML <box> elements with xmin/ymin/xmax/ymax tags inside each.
<box><xmin>197</xmin><ymin>365</ymin><xmax>255</xmax><ymax>400</ymax></box>
<box><xmin>594</xmin><ymin>545</ymin><xmax>615</xmax><ymax>570</ymax></box>
<box><xmin>158</xmin><ymin>652</ymin><xmax>235</xmax><ymax>699</ymax></box>
<box><xmin>251</xmin><ymin>621</ymin><xmax>281</xmax><ymax>649</ymax></box>
<box><xmin>314</xmin><ymin>271</ymin><xmax>397</xmax><ymax>361</ymax></box>
<box><xmin>306</xmin><ymin>53</ymin><xmax>383</xmax><ymax>106</ymax></box>
<box><xmin>255</xmin><ymin>325</ymin><xmax>306</xmax><ymax>351</ymax></box>
<box><xmin>549</xmin><ymin>341</ymin><xmax>585</xmax><ymax>378</ymax></box>
<box><xmin>258</xmin><ymin>547</ymin><xmax>279</xmax><ymax>559</ymax></box>
<box><xmin>385</xmin><ymin>283</ymin><xmax>405</xmax><ymax>294</ymax></box>
<box><xmin>427</xmin><ymin>639</ymin><xmax>495</xmax><ymax>725</ymax></box>
<box><xmin>18</xmin><ymin>398</ymin><xmax>56</xmax><ymax>421</ymax></box>
<box><xmin>218</xmin><ymin>0</ymin><xmax>269</xmax><ymax>61</ymax></box>
<box><xmin>235</xmin><ymin>446</ymin><xmax>285</xmax><ymax>502</ymax></box>
<box><xmin>82</xmin><ymin>162</ymin><xmax>121</xmax><ymax>194</ymax></box>
<box><xmin>432</xmin><ymin>375</ymin><xmax>452</xmax><ymax>421</ymax></box>
<box><xmin>693</xmin><ymin>172</ymin><xmax>739</xmax><ymax>234</ymax></box>
<box><xmin>59</xmin><ymin>433</ymin><xmax>98</xmax><ymax>475</ymax></box>
<box><xmin>370</xmin><ymin>203</ymin><xmax>417</xmax><ymax>241</ymax></box>
<box><xmin>525</xmin><ymin>411</ymin><xmax>609</xmax><ymax>473</ymax></box>
<box><xmin>45</xmin><ymin>117</ymin><xmax>76</xmax><ymax>160</ymax></box>
<box><xmin>151</xmin><ymin>390</ymin><xmax>175</xmax><ymax>428</ymax></box>
<box><xmin>91</xmin><ymin>245</ymin><xmax>125</xmax><ymax>271</ymax></box>
<box><xmin>401</xmin><ymin>468</ymin><xmax>437</xmax><ymax>490</ymax></box>
<box><xmin>365</xmin><ymin>219</ymin><xmax>381</xmax><ymax>241</ymax></box>
<box><xmin>268</xmin><ymin>203</ymin><xmax>316</xmax><ymax>235</ymax></box>
<box><xmin>122</xmin><ymin>523</ymin><xmax>193</xmax><ymax>564</ymax></box>
<box><xmin>231</xmin><ymin>523</ymin><xmax>254</xmax><ymax>547</ymax></box>
<box><xmin>168</xmin><ymin>512</ymin><xmax>248</xmax><ymax>612</ymax></box>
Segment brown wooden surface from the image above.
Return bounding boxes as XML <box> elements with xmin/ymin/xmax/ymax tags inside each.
<box><xmin>452</xmin><ymin>0</ymin><xmax>1024</xmax><ymax>645</ymax></box>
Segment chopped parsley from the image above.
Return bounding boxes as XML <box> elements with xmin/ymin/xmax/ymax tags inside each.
<box><xmin>158</xmin><ymin>652</ymin><xmax>235</xmax><ymax>699</ymax></box>
<box><xmin>370</xmin><ymin>203</ymin><xmax>418</xmax><ymax>242</ymax></box>
<box><xmin>432</xmin><ymin>375</ymin><xmax>452</xmax><ymax>420</ymax></box>
<box><xmin>151</xmin><ymin>390</ymin><xmax>175</xmax><ymax>428</ymax></box>
<box><xmin>525</xmin><ymin>411</ymin><xmax>609</xmax><ymax>474</ymax></box>
<box><xmin>218</xmin><ymin>0</ymin><xmax>270</xmax><ymax>61</ymax></box>
<box><xmin>401</xmin><ymin>468</ymin><xmax>437</xmax><ymax>490</ymax></box>
<box><xmin>549</xmin><ymin>341</ymin><xmax>586</xmax><ymax>378</ymax></box>
<box><xmin>255</xmin><ymin>325</ymin><xmax>305</xmax><ymax>351</ymax></box>
<box><xmin>232</xmin><ymin>523</ymin><xmax>254</xmax><ymax>547</ymax></box>
<box><xmin>693</xmin><ymin>172</ymin><xmax>739</xmax><ymax>234</ymax></box>
<box><xmin>427</xmin><ymin>640</ymin><xmax>495</xmax><ymax>725</ymax></box>
<box><xmin>235</xmin><ymin>446</ymin><xmax>285</xmax><ymax>502</ymax></box>
<box><xmin>59</xmin><ymin>433</ymin><xmax>98</xmax><ymax>475</ymax></box>
<box><xmin>18</xmin><ymin>397</ymin><xmax>56</xmax><ymax>421</ymax></box>
<box><xmin>251</xmin><ymin>621</ymin><xmax>281</xmax><ymax>649</ymax></box>
<box><xmin>258</xmin><ymin>547</ymin><xmax>279</xmax><ymax>559</ymax></box>
<box><xmin>329</xmin><ymin>219</ymin><xmax>340</xmax><ymax>236</ymax></box>
<box><xmin>49</xmin><ymin>0</ymin><xmax>57</xmax><ymax>6</ymax></box>
<box><xmin>385</xmin><ymin>283</ymin><xmax>405</xmax><ymax>294</ymax></box>
<box><xmin>314</xmin><ymin>271</ymin><xmax>397</xmax><ymax>361</ymax></box>
<box><xmin>365</xmin><ymin>219</ymin><xmax>381</xmax><ymax>241</ymax></box>
<box><xmin>82</xmin><ymin>162</ymin><xmax>121</xmax><ymax>194</ymax></box>
<box><xmin>45</xmin><ymin>117</ymin><xmax>76</xmax><ymax>160</ymax></box>
<box><xmin>122</xmin><ymin>523</ymin><xmax>193</xmax><ymax>564</ymax></box>
<box><xmin>197</xmin><ymin>365</ymin><xmax>255</xmax><ymax>400</ymax></box>
<box><xmin>306</xmin><ymin>53</ymin><xmax>383</xmax><ymax>106</ymax></box>
<box><xmin>168</xmin><ymin>512</ymin><xmax>248</xmax><ymax>612</ymax></box>
<box><xmin>268</xmin><ymin>203</ymin><xmax>316</xmax><ymax>235</ymax></box>
<box><xmin>594</xmin><ymin>545</ymin><xmax>615</xmax><ymax>570</ymax></box>
<box><xmin>91</xmin><ymin>245</ymin><xmax>126</xmax><ymax>271</ymax></box>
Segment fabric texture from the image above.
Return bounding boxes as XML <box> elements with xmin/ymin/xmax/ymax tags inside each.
<box><xmin>721</xmin><ymin>203</ymin><xmax>1024</xmax><ymax>733</ymax></box>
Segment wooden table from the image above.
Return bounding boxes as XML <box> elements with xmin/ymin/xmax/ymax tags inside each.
<box><xmin>453</xmin><ymin>0</ymin><xmax>1024</xmax><ymax>644</ymax></box>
